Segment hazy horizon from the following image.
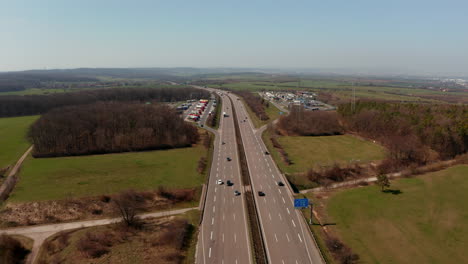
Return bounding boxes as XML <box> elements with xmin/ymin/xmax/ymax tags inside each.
<box><xmin>2</xmin><ymin>0</ymin><xmax>468</xmax><ymax>76</ymax></box>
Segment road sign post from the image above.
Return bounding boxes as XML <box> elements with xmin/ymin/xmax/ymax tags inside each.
<box><xmin>309</xmin><ymin>202</ymin><xmax>313</xmax><ymax>224</ymax></box>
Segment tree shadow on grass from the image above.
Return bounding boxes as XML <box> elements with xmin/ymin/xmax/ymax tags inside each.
<box><xmin>383</xmin><ymin>189</ymin><xmax>403</xmax><ymax>195</ymax></box>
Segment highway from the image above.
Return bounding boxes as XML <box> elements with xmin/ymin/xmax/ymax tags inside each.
<box><xmin>196</xmin><ymin>91</ymin><xmax>252</xmax><ymax>264</ymax></box>
<box><xmin>229</xmin><ymin>92</ymin><xmax>324</xmax><ymax>264</ymax></box>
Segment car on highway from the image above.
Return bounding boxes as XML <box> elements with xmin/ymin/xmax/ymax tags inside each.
<box><xmin>216</xmin><ymin>179</ymin><xmax>223</xmax><ymax>185</ymax></box>
<box><xmin>234</xmin><ymin>190</ymin><xmax>240</xmax><ymax>196</ymax></box>
<box><xmin>277</xmin><ymin>181</ymin><xmax>284</xmax><ymax>186</ymax></box>
<box><xmin>226</xmin><ymin>157</ymin><xmax>232</xmax><ymax>161</ymax></box>
<box><xmin>227</xmin><ymin>180</ymin><xmax>233</xmax><ymax>186</ymax></box>
<box><xmin>258</xmin><ymin>191</ymin><xmax>265</xmax><ymax>196</ymax></box>
<box><xmin>264</xmin><ymin>151</ymin><xmax>270</xmax><ymax>155</ymax></box>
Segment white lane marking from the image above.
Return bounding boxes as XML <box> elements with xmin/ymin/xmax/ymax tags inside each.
<box><xmin>296</xmin><ymin>260</ymin><xmax>299</xmax><ymax>264</ymax></box>
<box><xmin>210</xmin><ymin>231</ymin><xmax>213</xmax><ymax>240</ymax></box>
<box><xmin>275</xmin><ymin>233</ymin><xmax>278</xmax><ymax>242</ymax></box>
<box><xmin>279</xmin><ymin>213</ymin><xmax>283</xmax><ymax>221</ymax></box>
<box><xmin>282</xmin><ymin>197</ymin><xmax>286</xmax><ymax>204</ymax></box>
<box><xmin>222</xmin><ymin>233</ymin><xmax>225</xmax><ymax>242</ymax></box>
<box><xmin>272</xmin><ymin>174</ymin><xmax>275</xmax><ymax>178</ymax></box>
<box><xmin>211</xmin><ymin>217</ymin><xmax>214</xmax><ymax>225</ymax></box>
<box><xmin>236</xmin><ymin>260</ymin><xmax>238</xmax><ymax>264</ymax></box>
<box><xmin>214</xmin><ymin>196</ymin><xmax>216</xmax><ymax>202</ymax></box>
<box><xmin>215</xmin><ymin>187</ymin><xmax>217</xmax><ymax>193</ymax></box>
<box><xmin>260</xmin><ymin>184</ymin><xmax>263</xmax><ymax>189</ymax></box>
<box><xmin>286</xmin><ymin>233</ymin><xmax>290</xmax><ymax>242</ymax></box>
<box><xmin>209</xmin><ymin>247</ymin><xmax>212</xmax><ymax>258</ymax></box>
<box><xmin>287</xmin><ymin>208</ymin><xmax>290</xmax><ymax>214</ymax></box>
<box><xmin>223</xmin><ymin>197</ymin><xmax>225</xmax><ymax>204</ymax></box>
<box><xmin>297</xmin><ymin>233</ymin><xmax>303</xmax><ymax>243</ymax></box>
<box><xmin>234</xmin><ymin>233</ymin><xmax>237</xmax><ymax>243</ymax></box>
<box><xmin>213</xmin><ymin>206</ymin><xmax>216</xmax><ymax>213</ymax></box>
<box><xmin>292</xmin><ymin>219</ymin><xmax>296</xmax><ymax>227</ymax></box>
<box><xmin>273</xmin><ymin>197</ymin><xmax>276</xmax><ymax>203</ymax></box>
<box><xmin>282</xmin><ymin>260</ymin><xmax>285</xmax><ymax>264</ymax></box>
<box><xmin>267</xmin><ymin>163</ymin><xmax>270</xmax><ymax>167</ymax></box>
<box><xmin>263</xmin><ymin>198</ymin><xmax>266</xmax><ymax>204</ymax></box>
<box><xmin>268</xmin><ymin>185</ymin><xmax>271</xmax><ymax>189</ymax></box>
<box><xmin>233</xmin><ymin>213</ymin><xmax>236</xmax><ymax>221</ymax></box>
<box><xmin>269</xmin><ymin>213</ymin><xmax>272</xmax><ymax>221</ymax></box>
<box><xmin>278</xmin><ymin>189</ymin><xmax>282</xmax><ymax>194</ymax></box>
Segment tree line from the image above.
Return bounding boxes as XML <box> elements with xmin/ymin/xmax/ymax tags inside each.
<box><xmin>273</xmin><ymin>101</ymin><xmax>467</xmax><ymax>174</ymax></box>
<box><xmin>232</xmin><ymin>91</ymin><xmax>269</xmax><ymax>120</ymax></box>
<box><xmin>276</xmin><ymin>106</ymin><xmax>344</xmax><ymax>136</ymax></box>
<box><xmin>29</xmin><ymin>102</ymin><xmax>200</xmax><ymax>157</ymax></box>
<box><xmin>338</xmin><ymin>102</ymin><xmax>467</xmax><ymax>165</ymax></box>
<box><xmin>0</xmin><ymin>87</ymin><xmax>210</xmax><ymax>117</ymax></box>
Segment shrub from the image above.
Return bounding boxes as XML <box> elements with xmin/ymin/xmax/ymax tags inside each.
<box><xmin>76</xmin><ymin>231</ymin><xmax>114</xmax><ymax>258</ymax></box>
<box><xmin>0</xmin><ymin>234</ymin><xmax>30</xmax><ymax>264</ymax></box>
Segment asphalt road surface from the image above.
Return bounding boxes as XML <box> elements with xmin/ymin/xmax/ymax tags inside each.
<box><xmin>196</xmin><ymin>91</ymin><xmax>252</xmax><ymax>264</ymax></box>
<box><xmin>229</xmin><ymin>93</ymin><xmax>324</xmax><ymax>264</ymax></box>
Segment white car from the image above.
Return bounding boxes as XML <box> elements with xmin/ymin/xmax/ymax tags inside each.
<box><xmin>216</xmin><ymin>179</ymin><xmax>223</xmax><ymax>185</ymax></box>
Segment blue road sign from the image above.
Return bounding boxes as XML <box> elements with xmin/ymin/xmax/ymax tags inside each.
<box><xmin>279</xmin><ymin>111</ymin><xmax>283</xmax><ymax>115</ymax></box>
<box><xmin>294</xmin><ymin>198</ymin><xmax>309</xmax><ymax>208</ymax></box>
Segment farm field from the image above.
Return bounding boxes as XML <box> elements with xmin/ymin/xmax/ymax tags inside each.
<box><xmin>9</xmin><ymin>143</ymin><xmax>208</xmax><ymax>202</ymax></box>
<box><xmin>276</xmin><ymin>135</ymin><xmax>386</xmax><ymax>174</ymax></box>
<box><xmin>325</xmin><ymin>165</ymin><xmax>468</xmax><ymax>264</ymax></box>
<box><xmin>37</xmin><ymin>210</ymin><xmax>200</xmax><ymax>264</ymax></box>
<box><xmin>216</xmin><ymin>80</ymin><xmax>464</xmax><ymax>103</ymax></box>
<box><xmin>0</xmin><ymin>115</ymin><xmax>38</xmax><ymax>171</ymax></box>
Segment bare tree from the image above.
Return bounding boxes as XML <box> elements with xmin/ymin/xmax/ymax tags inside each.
<box><xmin>376</xmin><ymin>174</ymin><xmax>390</xmax><ymax>192</ymax></box>
<box><xmin>113</xmin><ymin>190</ymin><xmax>143</xmax><ymax>227</ymax></box>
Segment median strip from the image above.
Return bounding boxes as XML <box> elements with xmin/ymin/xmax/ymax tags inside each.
<box><xmin>229</xmin><ymin>95</ymin><xmax>268</xmax><ymax>264</ymax></box>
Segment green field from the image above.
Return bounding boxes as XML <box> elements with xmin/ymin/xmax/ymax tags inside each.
<box><xmin>0</xmin><ymin>115</ymin><xmax>38</xmax><ymax>171</ymax></box>
<box><xmin>326</xmin><ymin>165</ymin><xmax>468</xmax><ymax>264</ymax></box>
<box><xmin>275</xmin><ymin>135</ymin><xmax>386</xmax><ymax>174</ymax></box>
<box><xmin>9</xmin><ymin>144</ymin><xmax>208</xmax><ymax>202</ymax></box>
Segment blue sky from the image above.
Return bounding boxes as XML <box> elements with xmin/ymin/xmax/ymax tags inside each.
<box><xmin>1</xmin><ymin>0</ymin><xmax>468</xmax><ymax>75</ymax></box>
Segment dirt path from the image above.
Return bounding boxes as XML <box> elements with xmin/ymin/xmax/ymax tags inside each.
<box><xmin>0</xmin><ymin>145</ymin><xmax>33</xmax><ymax>200</ymax></box>
<box><xmin>1</xmin><ymin>207</ymin><xmax>197</xmax><ymax>264</ymax></box>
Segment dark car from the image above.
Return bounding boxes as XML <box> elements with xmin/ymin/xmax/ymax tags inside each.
<box><xmin>226</xmin><ymin>157</ymin><xmax>232</xmax><ymax>161</ymax></box>
<box><xmin>277</xmin><ymin>181</ymin><xmax>284</xmax><ymax>186</ymax></box>
<box><xmin>258</xmin><ymin>191</ymin><xmax>265</xmax><ymax>196</ymax></box>
<box><xmin>227</xmin><ymin>180</ymin><xmax>233</xmax><ymax>186</ymax></box>
<box><xmin>234</xmin><ymin>190</ymin><xmax>240</xmax><ymax>196</ymax></box>
<box><xmin>264</xmin><ymin>151</ymin><xmax>270</xmax><ymax>155</ymax></box>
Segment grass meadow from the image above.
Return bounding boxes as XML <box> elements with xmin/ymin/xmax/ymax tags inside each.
<box><xmin>9</xmin><ymin>143</ymin><xmax>208</xmax><ymax>202</ymax></box>
<box><xmin>325</xmin><ymin>165</ymin><xmax>468</xmax><ymax>264</ymax></box>
<box><xmin>0</xmin><ymin>115</ymin><xmax>38</xmax><ymax>170</ymax></box>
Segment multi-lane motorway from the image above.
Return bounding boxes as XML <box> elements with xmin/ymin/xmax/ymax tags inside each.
<box><xmin>229</xmin><ymin>93</ymin><xmax>324</xmax><ymax>263</ymax></box>
<box><xmin>196</xmin><ymin>92</ymin><xmax>252</xmax><ymax>264</ymax></box>
<box><xmin>196</xmin><ymin>87</ymin><xmax>324</xmax><ymax>264</ymax></box>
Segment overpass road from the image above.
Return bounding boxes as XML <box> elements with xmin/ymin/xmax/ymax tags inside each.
<box><xmin>196</xmin><ymin>91</ymin><xmax>252</xmax><ymax>264</ymax></box>
<box><xmin>229</xmin><ymin>93</ymin><xmax>324</xmax><ymax>264</ymax></box>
